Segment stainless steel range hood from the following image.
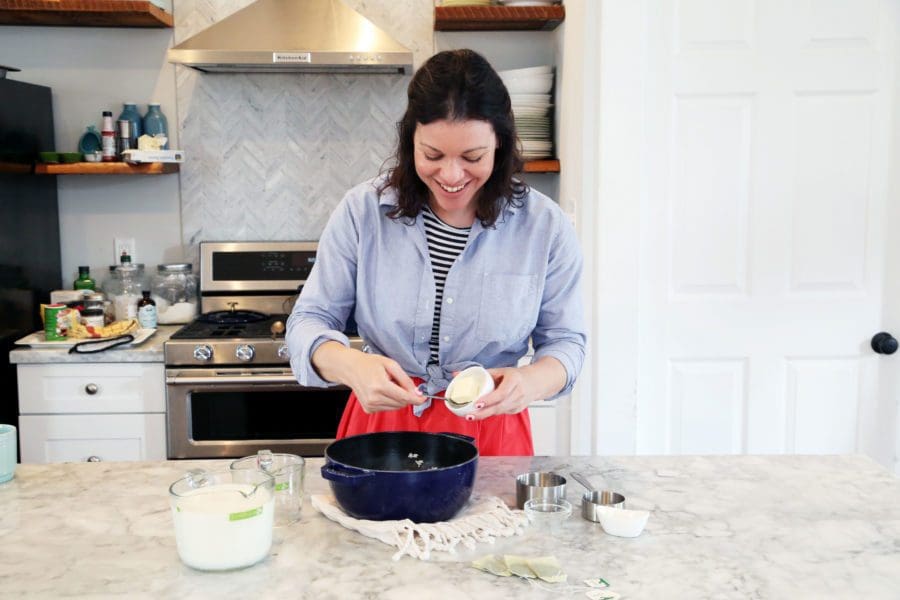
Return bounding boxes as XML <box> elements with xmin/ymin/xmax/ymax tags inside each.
<box><xmin>167</xmin><ymin>0</ymin><xmax>413</xmax><ymax>74</ymax></box>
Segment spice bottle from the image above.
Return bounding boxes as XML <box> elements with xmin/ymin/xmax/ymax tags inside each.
<box><xmin>137</xmin><ymin>290</ymin><xmax>157</xmax><ymax>329</ymax></box>
<box><xmin>116</xmin><ymin>119</ymin><xmax>132</xmax><ymax>160</ymax></box>
<box><xmin>73</xmin><ymin>266</ymin><xmax>96</xmax><ymax>291</ymax></box>
<box><xmin>101</xmin><ymin>111</ymin><xmax>116</xmax><ymax>162</ymax></box>
<box><xmin>117</xmin><ymin>102</ymin><xmax>142</xmax><ymax>148</ymax></box>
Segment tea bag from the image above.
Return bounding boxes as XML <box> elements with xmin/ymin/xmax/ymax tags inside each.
<box><xmin>471</xmin><ymin>554</ymin><xmax>512</xmax><ymax>577</ymax></box>
<box><xmin>527</xmin><ymin>556</ymin><xmax>567</xmax><ymax>583</ymax></box>
<box><xmin>503</xmin><ymin>555</ymin><xmax>537</xmax><ymax>579</ymax></box>
<box><xmin>472</xmin><ymin>554</ymin><xmax>568</xmax><ymax>584</ymax></box>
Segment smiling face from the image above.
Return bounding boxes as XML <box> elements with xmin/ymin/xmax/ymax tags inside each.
<box><xmin>413</xmin><ymin>119</ymin><xmax>497</xmax><ymax>228</ymax></box>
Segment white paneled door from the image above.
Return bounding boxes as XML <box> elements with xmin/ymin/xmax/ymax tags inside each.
<box><xmin>591</xmin><ymin>0</ymin><xmax>900</xmax><ymax>469</ymax></box>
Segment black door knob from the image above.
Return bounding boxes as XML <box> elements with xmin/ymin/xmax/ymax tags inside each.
<box><xmin>871</xmin><ymin>332</ymin><xmax>898</xmax><ymax>355</ymax></box>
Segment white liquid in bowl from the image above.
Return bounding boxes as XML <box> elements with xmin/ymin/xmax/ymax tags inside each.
<box><xmin>171</xmin><ymin>483</ymin><xmax>274</xmax><ymax>571</ymax></box>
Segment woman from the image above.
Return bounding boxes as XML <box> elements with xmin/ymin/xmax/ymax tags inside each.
<box><xmin>286</xmin><ymin>49</ymin><xmax>585</xmax><ymax>456</ymax></box>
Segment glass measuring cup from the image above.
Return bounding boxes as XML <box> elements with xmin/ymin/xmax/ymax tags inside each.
<box><xmin>168</xmin><ymin>468</ymin><xmax>275</xmax><ymax>571</ymax></box>
<box><xmin>231</xmin><ymin>449</ymin><xmax>305</xmax><ymax>527</ymax></box>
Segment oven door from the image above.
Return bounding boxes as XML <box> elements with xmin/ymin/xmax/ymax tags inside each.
<box><xmin>165</xmin><ymin>367</ymin><xmax>350</xmax><ymax>459</ymax></box>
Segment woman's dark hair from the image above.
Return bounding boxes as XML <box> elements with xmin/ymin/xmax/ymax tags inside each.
<box><xmin>381</xmin><ymin>49</ymin><xmax>527</xmax><ymax>226</ymax></box>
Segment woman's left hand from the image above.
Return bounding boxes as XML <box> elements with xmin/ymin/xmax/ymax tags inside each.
<box><xmin>466</xmin><ymin>357</ymin><xmax>568</xmax><ymax>420</ymax></box>
<box><xmin>466</xmin><ymin>367</ymin><xmax>533</xmax><ymax>420</ymax></box>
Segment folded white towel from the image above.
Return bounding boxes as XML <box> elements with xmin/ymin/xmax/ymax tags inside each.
<box><xmin>311</xmin><ymin>494</ymin><xmax>529</xmax><ymax>561</ymax></box>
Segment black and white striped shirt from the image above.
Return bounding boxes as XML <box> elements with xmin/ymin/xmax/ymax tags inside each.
<box><xmin>423</xmin><ymin>206</ymin><xmax>471</xmax><ymax>364</ymax></box>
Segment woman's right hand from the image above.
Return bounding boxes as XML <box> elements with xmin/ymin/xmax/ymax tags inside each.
<box><xmin>312</xmin><ymin>342</ymin><xmax>424</xmax><ymax>413</ymax></box>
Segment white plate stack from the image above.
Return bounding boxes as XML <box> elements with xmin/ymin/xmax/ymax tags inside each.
<box><xmin>499</xmin><ymin>66</ymin><xmax>554</xmax><ymax>160</ymax></box>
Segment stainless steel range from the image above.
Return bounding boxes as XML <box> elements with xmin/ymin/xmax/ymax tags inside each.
<box><xmin>165</xmin><ymin>241</ymin><xmax>359</xmax><ymax>459</ymax></box>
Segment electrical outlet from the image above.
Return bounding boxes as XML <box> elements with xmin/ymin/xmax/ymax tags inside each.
<box><xmin>114</xmin><ymin>238</ymin><xmax>135</xmax><ymax>263</ymax></box>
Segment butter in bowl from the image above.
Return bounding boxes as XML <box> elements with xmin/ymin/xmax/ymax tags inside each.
<box><xmin>444</xmin><ymin>365</ymin><xmax>494</xmax><ymax>417</ymax></box>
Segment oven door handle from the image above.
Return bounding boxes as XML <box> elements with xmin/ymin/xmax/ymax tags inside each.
<box><xmin>166</xmin><ymin>374</ymin><xmax>299</xmax><ymax>385</ymax></box>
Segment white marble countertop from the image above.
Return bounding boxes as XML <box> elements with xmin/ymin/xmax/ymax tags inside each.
<box><xmin>8</xmin><ymin>325</ymin><xmax>180</xmax><ymax>364</ymax></box>
<box><xmin>1</xmin><ymin>454</ymin><xmax>898</xmax><ymax>598</ymax></box>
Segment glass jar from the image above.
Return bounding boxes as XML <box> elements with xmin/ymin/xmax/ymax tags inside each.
<box><xmin>107</xmin><ymin>264</ymin><xmax>148</xmax><ymax>321</ymax></box>
<box><xmin>81</xmin><ymin>293</ymin><xmax>106</xmax><ymax>328</ymax></box>
<box><xmin>151</xmin><ymin>263</ymin><xmax>198</xmax><ymax>324</ymax></box>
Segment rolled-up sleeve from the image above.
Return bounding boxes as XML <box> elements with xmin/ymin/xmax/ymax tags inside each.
<box><xmin>286</xmin><ymin>193</ymin><xmax>359</xmax><ymax>387</ymax></box>
<box><xmin>531</xmin><ymin>212</ymin><xmax>587</xmax><ymax>399</ymax></box>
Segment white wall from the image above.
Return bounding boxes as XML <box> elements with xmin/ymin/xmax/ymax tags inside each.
<box><xmin>0</xmin><ymin>25</ymin><xmax>183</xmax><ymax>289</ymax></box>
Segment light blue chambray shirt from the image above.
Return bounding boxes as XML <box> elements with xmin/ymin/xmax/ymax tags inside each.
<box><xmin>286</xmin><ymin>176</ymin><xmax>586</xmax><ymax>406</ymax></box>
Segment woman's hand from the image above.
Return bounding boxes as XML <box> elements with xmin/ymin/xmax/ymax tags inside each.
<box><xmin>312</xmin><ymin>342</ymin><xmax>424</xmax><ymax>414</ymax></box>
<box><xmin>345</xmin><ymin>352</ymin><xmax>426</xmax><ymax>413</ymax></box>
<box><xmin>467</xmin><ymin>356</ymin><xmax>568</xmax><ymax>420</ymax></box>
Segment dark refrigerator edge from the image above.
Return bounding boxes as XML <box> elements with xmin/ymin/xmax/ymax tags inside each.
<box><xmin>0</xmin><ymin>76</ymin><xmax>62</xmax><ymax>456</ymax></box>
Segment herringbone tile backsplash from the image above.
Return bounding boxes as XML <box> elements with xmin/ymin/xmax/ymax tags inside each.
<box><xmin>174</xmin><ymin>0</ymin><xmax>434</xmax><ymax>256</ymax></box>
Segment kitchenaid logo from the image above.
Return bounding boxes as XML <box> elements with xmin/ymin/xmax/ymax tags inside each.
<box><xmin>273</xmin><ymin>52</ymin><xmax>312</xmax><ymax>64</ymax></box>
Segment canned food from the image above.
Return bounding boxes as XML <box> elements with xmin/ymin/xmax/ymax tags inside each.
<box><xmin>42</xmin><ymin>303</ymin><xmax>68</xmax><ymax>341</ymax></box>
<box><xmin>81</xmin><ymin>309</ymin><xmax>105</xmax><ymax>329</ymax></box>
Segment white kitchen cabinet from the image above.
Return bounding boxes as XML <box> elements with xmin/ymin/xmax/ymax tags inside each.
<box><xmin>17</xmin><ymin>363</ymin><xmax>166</xmax><ymax>464</ymax></box>
<box><xmin>19</xmin><ymin>414</ymin><xmax>166</xmax><ymax>463</ymax></box>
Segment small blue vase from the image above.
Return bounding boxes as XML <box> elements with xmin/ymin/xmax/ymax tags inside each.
<box><xmin>142</xmin><ymin>103</ymin><xmax>169</xmax><ymax>149</ymax></box>
<box><xmin>77</xmin><ymin>125</ymin><xmax>102</xmax><ymax>154</ymax></box>
<box><xmin>117</xmin><ymin>102</ymin><xmax>142</xmax><ymax>148</ymax></box>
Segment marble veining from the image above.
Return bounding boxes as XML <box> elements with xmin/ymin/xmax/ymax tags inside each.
<box><xmin>8</xmin><ymin>325</ymin><xmax>178</xmax><ymax>364</ymax></box>
<box><xmin>0</xmin><ymin>455</ymin><xmax>898</xmax><ymax>598</ymax></box>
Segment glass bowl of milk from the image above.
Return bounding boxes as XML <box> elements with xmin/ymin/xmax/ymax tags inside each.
<box><xmin>169</xmin><ymin>468</ymin><xmax>275</xmax><ymax>571</ymax></box>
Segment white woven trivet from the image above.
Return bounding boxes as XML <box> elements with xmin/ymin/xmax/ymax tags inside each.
<box><xmin>311</xmin><ymin>494</ymin><xmax>529</xmax><ymax>561</ymax></box>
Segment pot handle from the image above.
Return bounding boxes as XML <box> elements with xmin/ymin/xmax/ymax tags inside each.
<box><xmin>439</xmin><ymin>432</ymin><xmax>476</xmax><ymax>444</ymax></box>
<box><xmin>320</xmin><ymin>463</ymin><xmax>375</xmax><ymax>485</ymax></box>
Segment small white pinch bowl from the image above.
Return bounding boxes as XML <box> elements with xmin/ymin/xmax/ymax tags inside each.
<box><xmin>444</xmin><ymin>365</ymin><xmax>494</xmax><ymax>417</ymax></box>
<box><xmin>594</xmin><ymin>505</ymin><xmax>649</xmax><ymax>538</ymax></box>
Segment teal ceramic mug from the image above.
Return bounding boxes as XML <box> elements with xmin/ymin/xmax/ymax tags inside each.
<box><xmin>0</xmin><ymin>424</ymin><xmax>17</xmax><ymax>483</ymax></box>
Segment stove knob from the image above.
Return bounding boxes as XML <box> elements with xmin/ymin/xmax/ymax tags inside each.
<box><xmin>277</xmin><ymin>343</ymin><xmax>290</xmax><ymax>360</ymax></box>
<box><xmin>236</xmin><ymin>344</ymin><xmax>255</xmax><ymax>362</ymax></box>
<box><xmin>193</xmin><ymin>345</ymin><xmax>213</xmax><ymax>362</ymax></box>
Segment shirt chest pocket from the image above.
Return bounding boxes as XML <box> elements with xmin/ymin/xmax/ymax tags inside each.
<box><xmin>475</xmin><ymin>273</ymin><xmax>540</xmax><ymax>343</ymax></box>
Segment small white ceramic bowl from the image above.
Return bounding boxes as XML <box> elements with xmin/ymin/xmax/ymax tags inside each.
<box><xmin>444</xmin><ymin>365</ymin><xmax>494</xmax><ymax>417</ymax></box>
<box><xmin>502</xmin><ymin>74</ymin><xmax>554</xmax><ymax>95</ymax></box>
<box><xmin>594</xmin><ymin>505</ymin><xmax>649</xmax><ymax>538</ymax></box>
<box><xmin>498</xmin><ymin>65</ymin><xmax>553</xmax><ymax>78</ymax></box>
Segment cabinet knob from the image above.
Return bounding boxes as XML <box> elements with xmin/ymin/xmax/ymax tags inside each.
<box><xmin>85</xmin><ymin>383</ymin><xmax>99</xmax><ymax>395</ymax></box>
<box><xmin>871</xmin><ymin>332</ymin><xmax>898</xmax><ymax>355</ymax></box>
<box><xmin>86</xmin><ymin>455</ymin><xmax>102</xmax><ymax>462</ymax></box>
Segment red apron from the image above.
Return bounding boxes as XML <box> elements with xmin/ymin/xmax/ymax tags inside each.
<box><xmin>336</xmin><ymin>378</ymin><xmax>534</xmax><ymax>456</ymax></box>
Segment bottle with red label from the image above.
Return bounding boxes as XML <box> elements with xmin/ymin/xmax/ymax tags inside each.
<box><xmin>101</xmin><ymin>111</ymin><xmax>116</xmax><ymax>162</ymax></box>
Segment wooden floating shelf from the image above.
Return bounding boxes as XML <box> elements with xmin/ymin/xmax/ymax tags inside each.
<box><xmin>35</xmin><ymin>162</ymin><xmax>179</xmax><ymax>175</ymax></box>
<box><xmin>0</xmin><ymin>0</ymin><xmax>173</xmax><ymax>28</ymax></box>
<box><xmin>523</xmin><ymin>159</ymin><xmax>559</xmax><ymax>173</ymax></box>
<box><xmin>434</xmin><ymin>5</ymin><xmax>565</xmax><ymax>31</ymax></box>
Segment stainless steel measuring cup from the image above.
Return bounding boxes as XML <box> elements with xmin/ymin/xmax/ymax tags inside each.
<box><xmin>570</xmin><ymin>471</ymin><xmax>625</xmax><ymax>522</ymax></box>
<box><xmin>515</xmin><ymin>471</ymin><xmax>566</xmax><ymax>509</ymax></box>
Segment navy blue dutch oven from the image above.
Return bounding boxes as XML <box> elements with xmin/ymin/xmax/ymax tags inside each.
<box><xmin>321</xmin><ymin>431</ymin><xmax>478</xmax><ymax>523</ymax></box>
